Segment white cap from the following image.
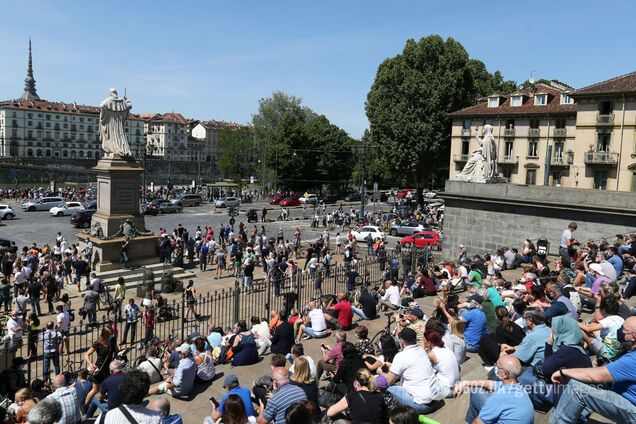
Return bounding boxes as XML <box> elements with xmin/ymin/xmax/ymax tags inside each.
<box><xmin>177</xmin><ymin>343</ymin><xmax>191</xmax><ymax>354</ymax></box>
<box><xmin>589</xmin><ymin>263</ymin><xmax>605</xmax><ymax>276</ymax></box>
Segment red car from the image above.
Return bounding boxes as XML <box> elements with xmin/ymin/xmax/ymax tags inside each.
<box><xmin>279</xmin><ymin>197</ymin><xmax>300</xmax><ymax>207</ymax></box>
<box><xmin>269</xmin><ymin>194</ymin><xmax>287</xmax><ymax>205</ymax></box>
<box><xmin>401</xmin><ymin>231</ymin><xmax>441</xmax><ymax>250</ymax></box>
<box><xmin>396</xmin><ymin>188</ymin><xmax>414</xmax><ymax>199</ymax></box>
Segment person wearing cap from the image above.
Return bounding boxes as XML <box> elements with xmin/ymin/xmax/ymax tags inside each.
<box><xmin>149</xmin><ymin>342</ymin><xmax>196</xmax><ymax>397</ymax></box>
<box><xmin>394</xmin><ymin>308</ymin><xmax>426</xmax><ymax>344</ymax></box>
<box><xmin>377</xmin><ymin>327</ymin><xmax>441</xmax><ymax>414</ymax></box>
<box><xmin>205</xmin><ymin>374</ymin><xmax>255</xmax><ymax>423</ymax></box>
<box><xmin>454</xmin><ymin>354</ymin><xmax>533</xmax><ymax>424</ymax></box>
<box><xmin>449</xmin><ymin>294</ymin><xmax>486</xmax><ymax>353</ymax></box>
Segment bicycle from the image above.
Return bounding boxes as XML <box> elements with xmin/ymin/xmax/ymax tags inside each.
<box><xmin>370</xmin><ymin>312</ymin><xmax>399</xmax><ymax>346</ymax></box>
<box><xmin>132</xmin><ymin>333</ymin><xmax>176</xmax><ymax>368</ymax></box>
<box><xmin>99</xmin><ymin>285</ymin><xmax>114</xmax><ymax>312</ymax></box>
<box><xmin>63</xmin><ymin>358</ymin><xmax>85</xmax><ymax>382</ymax></box>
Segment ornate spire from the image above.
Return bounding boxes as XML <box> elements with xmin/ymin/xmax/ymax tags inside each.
<box><xmin>21</xmin><ymin>38</ymin><xmax>40</xmax><ymax>101</ymax></box>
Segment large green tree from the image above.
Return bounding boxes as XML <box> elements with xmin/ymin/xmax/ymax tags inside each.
<box><xmin>366</xmin><ymin>35</ymin><xmax>516</xmax><ymax>199</ymax></box>
<box><xmin>252</xmin><ymin>91</ymin><xmax>354</xmax><ymax>192</ymax></box>
<box><xmin>217</xmin><ymin>126</ymin><xmax>255</xmax><ymax>187</ymax></box>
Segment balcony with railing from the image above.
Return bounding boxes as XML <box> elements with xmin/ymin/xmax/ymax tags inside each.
<box><xmin>461</xmin><ymin>128</ymin><xmax>471</xmax><ymax>137</ymax></box>
<box><xmin>498</xmin><ymin>155</ymin><xmax>519</xmax><ymax>165</ymax></box>
<box><xmin>553</xmin><ymin>128</ymin><xmax>567</xmax><ymax>138</ymax></box>
<box><xmin>528</xmin><ymin>128</ymin><xmax>540</xmax><ymax>137</ymax></box>
<box><xmin>551</xmin><ymin>152</ymin><xmax>573</xmax><ymax>167</ymax></box>
<box><xmin>504</xmin><ymin>128</ymin><xmax>516</xmax><ymax>137</ymax></box>
<box><xmin>584</xmin><ymin>151</ymin><xmax>618</xmax><ymax>165</ymax></box>
<box><xmin>596</xmin><ymin>114</ymin><xmax>615</xmax><ymax>126</ymax></box>
<box><xmin>453</xmin><ymin>154</ymin><xmax>469</xmax><ymax>162</ymax></box>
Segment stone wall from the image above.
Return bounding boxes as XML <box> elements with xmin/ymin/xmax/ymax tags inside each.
<box><xmin>441</xmin><ymin>180</ymin><xmax>636</xmax><ymax>260</ymax></box>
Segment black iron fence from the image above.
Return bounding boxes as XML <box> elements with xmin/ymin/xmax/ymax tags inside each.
<box><xmin>1</xmin><ymin>251</ymin><xmax>426</xmax><ymax>384</ymax></box>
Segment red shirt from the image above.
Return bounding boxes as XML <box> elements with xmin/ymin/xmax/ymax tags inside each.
<box><xmin>332</xmin><ymin>301</ymin><xmax>353</xmax><ymax>328</ymax></box>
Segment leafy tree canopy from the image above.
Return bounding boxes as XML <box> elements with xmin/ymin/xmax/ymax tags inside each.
<box><xmin>217</xmin><ymin>126</ymin><xmax>255</xmax><ymax>187</ymax></box>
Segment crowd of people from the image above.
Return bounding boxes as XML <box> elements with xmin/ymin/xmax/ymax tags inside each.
<box><xmin>2</xmin><ymin>199</ymin><xmax>636</xmax><ymax>424</ymax></box>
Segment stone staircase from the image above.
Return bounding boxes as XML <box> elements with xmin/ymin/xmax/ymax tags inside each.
<box><xmin>95</xmin><ymin>262</ymin><xmax>197</xmax><ymax>294</ymax></box>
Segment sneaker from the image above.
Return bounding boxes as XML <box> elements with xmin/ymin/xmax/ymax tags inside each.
<box><xmin>302</xmin><ymin>335</ymin><xmax>311</xmax><ymax>341</ymax></box>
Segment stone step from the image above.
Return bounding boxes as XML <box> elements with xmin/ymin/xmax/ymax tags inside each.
<box><xmin>95</xmin><ymin>264</ymin><xmax>197</xmax><ymax>291</ymax></box>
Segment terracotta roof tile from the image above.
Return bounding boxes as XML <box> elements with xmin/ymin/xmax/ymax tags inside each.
<box><xmin>572</xmin><ymin>70</ymin><xmax>636</xmax><ymax>96</ymax></box>
<box><xmin>0</xmin><ymin>98</ymin><xmax>145</xmax><ymax>119</ymax></box>
<box><xmin>450</xmin><ymin>83</ymin><xmax>576</xmax><ymax>117</ymax></box>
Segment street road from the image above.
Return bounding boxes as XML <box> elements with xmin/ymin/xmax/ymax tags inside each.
<box><xmin>0</xmin><ymin>200</ymin><xmax>398</xmax><ymax>248</ymax></box>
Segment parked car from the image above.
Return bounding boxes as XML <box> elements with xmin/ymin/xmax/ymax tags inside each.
<box><xmin>351</xmin><ymin>226</ymin><xmax>386</xmax><ymax>242</ymax></box>
<box><xmin>396</xmin><ymin>188</ymin><xmax>414</xmax><ymax>199</ymax></box>
<box><xmin>85</xmin><ymin>200</ymin><xmax>97</xmax><ymax>210</ymax></box>
<box><xmin>0</xmin><ymin>205</ymin><xmax>16</xmax><ymax>220</ymax></box>
<box><xmin>172</xmin><ymin>194</ymin><xmax>202</xmax><ymax>207</ymax></box>
<box><xmin>279</xmin><ymin>197</ymin><xmax>300</xmax><ymax>207</ymax></box>
<box><xmin>22</xmin><ymin>196</ymin><xmax>64</xmax><ymax>212</ymax></box>
<box><xmin>401</xmin><ymin>231</ymin><xmax>441</xmax><ymax>250</ymax></box>
<box><xmin>299</xmin><ymin>194</ymin><xmax>318</xmax><ymax>205</ymax></box>
<box><xmin>389</xmin><ymin>220</ymin><xmax>428</xmax><ymax>236</ymax></box>
<box><xmin>268</xmin><ymin>194</ymin><xmax>287</xmax><ymax>205</ymax></box>
<box><xmin>49</xmin><ymin>201</ymin><xmax>85</xmax><ymax>217</ymax></box>
<box><xmin>214</xmin><ymin>197</ymin><xmax>240</xmax><ymax>208</ymax></box>
<box><xmin>344</xmin><ymin>191</ymin><xmax>362</xmax><ymax>202</ymax></box>
<box><xmin>320</xmin><ymin>194</ymin><xmax>342</xmax><ymax>204</ymax></box>
<box><xmin>70</xmin><ymin>209</ymin><xmax>96</xmax><ymax>228</ymax></box>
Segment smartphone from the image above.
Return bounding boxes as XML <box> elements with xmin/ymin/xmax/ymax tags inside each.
<box><xmin>364</xmin><ymin>356</ymin><xmax>378</xmax><ymax>365</ymax></box>
<box><xmin>209</xmin><ymin>396</ymin><xmax>219</xmax><ymax>408</ymax></box>
<box><xmin>320</xmin><ymin>343</ymin><xmax>328</xmax><ymax>350</ymax></box>
<box><xmin>381</xmin><ymin>364</ymin><xmax>390</xmax><ymax>373</ymax></box>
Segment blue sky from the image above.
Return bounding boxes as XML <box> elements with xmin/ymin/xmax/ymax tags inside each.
<box><xmin>1</xmin><ymin>1</ymin><xmax>635</xmax><ymax>138</ymax></box>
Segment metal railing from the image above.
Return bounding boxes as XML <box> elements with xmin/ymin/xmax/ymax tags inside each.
<box><xmin>504</xmin><ymin>128</ymin><xmax>516</xmax><ymax>137</ymax></box>
<box><xmin>461</xmin><ymin>128</ymin><xmax>471</xmax><ymax>136</ymax></box>
<box><xmin>550</xmin><ymin>155</ymin><xmax>572</xmax><ymax>166</ymax></box>
<box><xmin>498</xmin><ymin>155</ymin><xmax>519</xmax><ymax>165</ymax></box>
<box><xmin>2</xmin><ymin>251</ymin><xmax>417</xmax><ymax>383</ymax></box>
<box><xmin>528</xmin><ymin>128</ymin><xmax>540</xmax><ymax>137</ymax></box>
<box><xmin>596</xmin><ymin>114</ymin><xmax>615</xmax><ymax>126</ymax></box>
<box><xmin>584</xmin><ymin>151</ymin><xmax>618</xmax><ymax>165</ymax></box>
<box><xmin>553</xmin><ymin>128</ymin><xmax>567</xmax><ymax>138</ymax></box>
<box><xmin>453</xmin><ymin>154</ymin><xmax>469</xmax><ymax>162</ymax></box>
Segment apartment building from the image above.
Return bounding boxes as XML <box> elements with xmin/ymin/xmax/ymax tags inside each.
<box><xmin>449</xmin><ymin>81</ymin><xmax>577</xmax><ymax>187</ymax></box>
<box><xmin>570</xmin><ymin>72</ymin><xmax>636</xmax><ymax>191</ymax></box>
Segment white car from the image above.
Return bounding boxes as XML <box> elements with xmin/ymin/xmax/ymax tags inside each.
<box><xmin>214</xmin><ymin>197</ymin><xmax>240</xmax><ymax>208</ymax></box>
<box><xmin>299</xmin><ymin>194</ymin><xmax>318</xmax><ymax>204</ymax></box>
<box><xmin>351</xmin><ymin>226</ymin><xmax>386</xmax><ymax>242</ymax></box>
<box><xmin>0</xmin><ymin>205</ymin><xmax>16</xmax><ymax>220</ymax></box>
<box><xmin>49</xmin><ymin>201</ymin><xmax>85</xmax><ymax>217</ymax></box>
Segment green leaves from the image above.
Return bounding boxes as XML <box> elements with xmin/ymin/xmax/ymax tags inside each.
<box><xmin>217</xmin><ymin>126</ymin><xmax>255</xmax><ymax>188</ymax></box>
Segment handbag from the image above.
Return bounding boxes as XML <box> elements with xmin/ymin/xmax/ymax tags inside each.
<box><xmin>318</xmin><ymin>382</ymin><xmax>342</xmax><ymax>408</ymax></box>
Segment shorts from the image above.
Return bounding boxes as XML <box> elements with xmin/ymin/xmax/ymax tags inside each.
<box><xmin>142</xmin><ymin>298</ymin><xmax>152</xmax><ymax>307</ymax></box>
<box><xmin>60</xmin><ymin>330</ymin><xmax>69</xmax><ymax>338</ymax></box>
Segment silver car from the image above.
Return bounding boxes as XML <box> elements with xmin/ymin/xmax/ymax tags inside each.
<box><xmin>214</xmin><ymin>197</ymin><xmax>240</xmax><ymax>208</ymax></box>
<box><xmin>22</xmin><ymin>196</ymin><xmax>65</xmax><ymax>212</ymax></box>
<box><xmin>171</xmin><ymin>194</ymin><xmax>202</xmax><ymax>207</ymax></box>
<box><xmin>389</xmin><ymin>220</ymin><xmax>428</xmax><ymax>236</ymax></box>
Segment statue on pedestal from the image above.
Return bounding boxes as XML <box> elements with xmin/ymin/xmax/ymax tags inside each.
<box><xmin>455</xmin><ymin>124</ymin><xmax>501</xmax><ymax>183</ymax></box>
<box><xmin>99</xmin><ymin>88</ymin><xmax>133</xmax><ymax>158</ymax></box>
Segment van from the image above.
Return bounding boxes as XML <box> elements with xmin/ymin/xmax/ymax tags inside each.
<box><xmin>171</xmin><ymin>194</ymin><xmax>202</xmax><ymax>207</ymax></box>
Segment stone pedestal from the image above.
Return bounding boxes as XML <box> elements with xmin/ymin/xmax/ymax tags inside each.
<box><xmin>77</xmin><ymin>156</ymin><xmax>158</xmax><ymax>272</ymax></box>
<box><xmin>92</xmin><ymin>157</ymin><xmax>146</xmax><ymax>234</ymax></box>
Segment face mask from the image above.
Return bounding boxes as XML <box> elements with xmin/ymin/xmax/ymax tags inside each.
<box><xmin>492</xmin><ymin>365</ymin><xmax>502</xmax><ymax>381</ymax></box>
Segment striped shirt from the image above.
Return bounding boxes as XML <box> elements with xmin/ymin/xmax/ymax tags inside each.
<box><xmin>263</xmin><ymin>383</ymin><xmax>307</xmax><ymax>424</ymax></box>
<box><xmin>98</xmin><ymin>404</ymin><xmax>162</xmax><ymax>424</ymax></box>
<box><xmin>50</xmin><ymin>386</ymin><xmax>81</xmax><ymax>424</ymax></box>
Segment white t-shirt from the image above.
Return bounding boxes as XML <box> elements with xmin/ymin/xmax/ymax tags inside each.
<box><xmin>383</xmin><ymin>285</ymin><xmax>401</xmax><ymax>306</ymax></box>
<box><xmin>196</xmin><ymin>352</ymin><xmax>215</xmax><ymax>381</ymax></box>
<box><xmin>289</xmin><ymin>355</ymin><xmax>317</xmax><ymax>380</ymax></box>
<box><xmin>138</xmin><ymin>357</ymin><xmax>163</xmax><ymax>383</ymax></box>
<box><xmin>308</xmin><ymin>309</ymin><xmax>327</xmax><ymax>334</ymax></box>
<box><xmin>251</xmin><ymin>322</ymin><xmax>271</xmax><ymax>341</ymax></box>
<box><xmin>431</xmin><ymin>346</ymin><xmax>460</xmax><ymax>389</ymax></box>
<box><xmin>599</xmin><ymin>315</ymin><xmax>624</xmax><ymax>340</ymax></box>
<box><xmin>560</xmin><ymin>229</ymin><xmax>573</xmax><ymax>249</ymax></box>
<box><xmin>57</xmin><ymin>311</ymin><xmax>70</xmax><ymax>332</ymax></box>
<box><xmin>390</xmin><ymin>345</ymin><xmax>439</xmax><ymax>404</ymax></box>
<box><xmin>7</xmin><ymin>317</ymin><xmax>23</xmax><ymax>338</ymax></box>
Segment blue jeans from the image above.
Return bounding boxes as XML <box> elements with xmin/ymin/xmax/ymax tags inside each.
<box><xmin>550</xmin><ymin>379</ymin><xmax>636</xmax><ymax>424</ymax></box>
<box><xmin>585</xmin><ymin>272</ymin><xmax>595</xmax><ymax>288</ymax></box>
<box><xmin>387</xmin><ymin>386</ymin><xmax>442</xmax><ymax>414</ymax></box>
<box><xmin>303</xmin><ymin>327</ymin><xmax>328</xmax><ymax>339</ymax></box>
<box><xmin>351</xmin><ymin>306</ymin><xmax>368</xmax><ymax>320</ymax></box>
<box><xmin>466</xmin><ymin>344</ymin><xmax>479</xmax><ymax>353</ymax></box>
<box><xmin>199</xmin><ymin>255</ymin><xmax>207</xmax><ymax>271</ymax></box>
<box><xmin>87</xmin><ymin>396</ymin><xmax>109</xmax><ymax>418</ymax></box>
<box><xmin>43</xmin><ymin>352</ymin><xmax>60</xmax><ymax>380</ymax></box>
<box><xmin>465</xmin><ymin>388</ymin><xmax>492</xmax><ymax>423</ymax></box>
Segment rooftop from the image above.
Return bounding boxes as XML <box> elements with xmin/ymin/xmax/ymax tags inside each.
<box><xmin>450</xmin><ymin>82</ymin><xmax>576</xmax><ymax>117</ymax></box>
<box><xmin>0</xmin><ymin>98</ymin><xmax>145</xmax><ymax>120</ymax></box>
<box><xmin>572</xmin><ymin>70</ymin><xmax>636</xmax><ymax>96</ymax></box>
